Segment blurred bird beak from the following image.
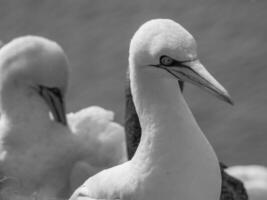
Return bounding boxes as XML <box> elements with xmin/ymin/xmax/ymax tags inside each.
<box><xmin>178</xmin><ymin>80</ymin><xmax>184</xmax><ymax>92</ymax></box>
<box><xmin>39</xmin><ymin>86</ymin><xmax>68</xmax><ymax>125</ymax></box>
<box><xmin>164</xmin><ymin>60</ymin><xmax>234</xmax><ymax>105</ymax></box>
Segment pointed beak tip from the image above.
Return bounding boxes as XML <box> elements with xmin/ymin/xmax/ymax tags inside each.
<box><xmin>166</xmin><ymin>60</ymin><xmax>235</xmax><ymax>106</ymax></box>
<box><xmin>226</xmin><ymin>97</ymin><xmax>234</xmax><ymax>106</ymax></box>
<box><xmin>223</xmin><ymin>93</ymin><xmax>234</xmax><ymax>106</ymax></box>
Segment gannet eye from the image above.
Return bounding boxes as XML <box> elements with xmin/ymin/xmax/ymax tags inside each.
<box><xmin>160</xmin><ymin>56</ymin><xmax>175</xmax><ymax>66</ymax></box>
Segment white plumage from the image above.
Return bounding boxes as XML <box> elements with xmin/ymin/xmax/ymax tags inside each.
<box><xmin>0</xmin><ymin>36</ymin><xmax>126</xmax><ymax>200</ymax></box>
<box><xmin>226</xmin><ymin>165</ymin><xmax>267</xmax><ymax>200</ymax></box>
<box><xmin>68</xmin><ymin>106</ymin><xmax>127</xmax><ymax>191</ymax></box>
<box><xmin>70</xmin><ymin>19</ymin><xmax>232</xmax><ymax>200</ymax></box>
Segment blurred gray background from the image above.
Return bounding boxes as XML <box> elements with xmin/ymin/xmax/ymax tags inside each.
<box><xmin>0</xmin><ymin>0</ymin><xmax>266</xmax><ymax>166</ymax></box>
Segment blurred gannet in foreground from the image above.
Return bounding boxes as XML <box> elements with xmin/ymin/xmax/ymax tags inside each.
<box><xmin>125</xmin><ymin>84</ymin><xmax>248</xmax><ymax>200</ymax></box>
<box><xmin>227</xmin><ymin>165</ymin><xmax>267</xmax><ymax>200</ymax></box>
<box><xmin>0</xmin><ymin>36</ymin><xmax>126</xmax><ymax>199</ymax></box>
<box><xmin>70</xmin><ymin>19</ymin><xmax>234</xmax><ymax>200</ymax></box>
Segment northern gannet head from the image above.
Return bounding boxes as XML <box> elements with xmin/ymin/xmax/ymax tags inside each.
<box><xmin>129</xmin><ymin>19</ymin><xmax>233</xmax><ymax>105</ymax></box>
<box><xmin>0</xmin><ymin>36</ymin><xmax>69</xmax><ymax>125</ymax></box>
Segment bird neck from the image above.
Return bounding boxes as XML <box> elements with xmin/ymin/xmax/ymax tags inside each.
<box><xmin>0</xmin><ymin>88</ymin><xmax>56</xmax><ymax>147</ymax></box>
<box><xmin>129</xmin><ymin>63</ymin><xmax>221</xmax><ymax>199</ymax></box>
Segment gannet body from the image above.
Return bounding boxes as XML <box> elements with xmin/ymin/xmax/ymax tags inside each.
<box><xmin>70</xmin><ymin>19</ymin><xmax>233</xmax><ymax>200</ymax></box>
<box><xmin>125</xmin><ymin>84</ymin><xmax>248</xmax><ymax>200</ymax></box>
<box><xmin>0</xmin><ymin>36</ymin><xmax>73</xmax><ymax>198</ymax></box>
<box><xmin>0</xmin><ymin>36</ymin><xmax>126</xmax><ymax>199</ymax></box>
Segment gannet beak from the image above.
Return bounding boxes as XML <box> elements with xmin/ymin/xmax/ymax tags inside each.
<box><xmin>39</xmin><ymin>86</ymin><xmax>68</xmax><ymax>125</ymax></box>
<box><xmin>165</xmin><ymin>60</ymin><xmax>234</xmax><ymax>105</ymax></box>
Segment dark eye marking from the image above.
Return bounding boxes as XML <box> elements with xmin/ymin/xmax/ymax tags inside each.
<box><xmin>49</xmin><ymin>87</ymin><xmax>61</xmax><ymax>98</ymax></box>
<box><xmin>159</xmin><ymin>55</ymin><xmax>198</xmax><ymax>67</ymax></box>
<box><xmin>39</xmin><ymin>86</ymin><xmax>63</xmax><ymax>102</ymax></box>
<box><xmin>160</xmin><ymin>55</ymin><xmax>175</xmax><ymax>66</ymax></box>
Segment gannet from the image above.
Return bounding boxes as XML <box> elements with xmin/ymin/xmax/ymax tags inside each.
<box><xmin>70</xmin><ymin>19</ymin><xmax>234</xmax><ymax>200</ymax></box>
<box><xmin>125</xmin><ymin>71</ymin><xmax>248</xmax><ymax>200</ymax></box>
<box><xmin>0</xmin><ymin>36</ymin><xmax>126</xmax><ymax>199</ymax></box>
<box><xmin>0</xmin><ymin>36</ymin><xmax>73</xmax><ymax>199</ymax></box>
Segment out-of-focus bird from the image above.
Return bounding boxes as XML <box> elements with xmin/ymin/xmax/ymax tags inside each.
<box><xmin>226</xmin><ymin>165</ymin><xmax>267</xmax><ymax>200</ymax></box>
<box><xmin>70</xmin><ymin>19</ymin><xmax>234</xmax><ymax>200</ymax></box>
<box><xmin>0</xmin><ymin>36</ymin><xmax>126</xmax><ymax>200</ymax></box>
